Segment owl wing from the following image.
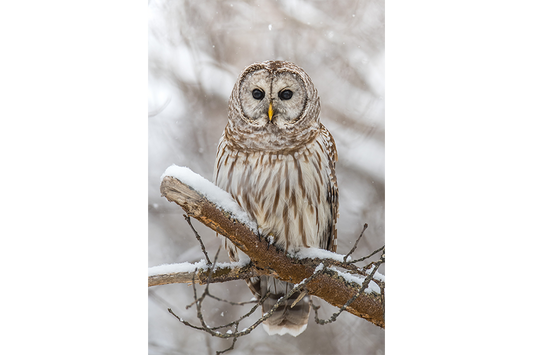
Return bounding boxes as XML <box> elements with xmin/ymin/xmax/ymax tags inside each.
<box><xmin>320</xmin><ymin>124</ymin><xmax>339</xmax><ymax>253</ymax></box>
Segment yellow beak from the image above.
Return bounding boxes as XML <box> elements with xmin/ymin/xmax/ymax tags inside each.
<box><xmin>268</xmin><ymin>102</ymin><xmax>273</xmax><ymax>121</ymax></box>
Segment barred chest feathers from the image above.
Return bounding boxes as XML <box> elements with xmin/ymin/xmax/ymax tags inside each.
<box><xmin>214</xmin><ymin>127</ymin><xmax>337</xmax><ymax>254</ymax></box>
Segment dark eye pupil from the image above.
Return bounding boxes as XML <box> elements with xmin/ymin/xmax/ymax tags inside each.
<box><xmin>279</xmin><ymin>90</ymin><xmax>293</xmax><ymax>100</ymax></box>
<box><xmin>252</xmin><ymin>89</ymin><xmax>264</xmax><ymax>100</ymax></box>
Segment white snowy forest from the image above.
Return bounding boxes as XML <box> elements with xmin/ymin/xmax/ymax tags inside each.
<box><xmin>148</xmin><ymin>0</ymin><xmax>384</xmax><ymax>354</ymax></box>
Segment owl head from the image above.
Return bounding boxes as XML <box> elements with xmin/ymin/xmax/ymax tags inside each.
<box><xmin>225</xmin><ymin>61</ymin><xmax>322</xmax><ymax>151</ymax></box>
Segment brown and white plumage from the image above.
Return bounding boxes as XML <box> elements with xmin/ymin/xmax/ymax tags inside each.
<box><xmin>214</xmin><ymin>60</ymin><xmax>338</xmax><ymax>336</ymax></box>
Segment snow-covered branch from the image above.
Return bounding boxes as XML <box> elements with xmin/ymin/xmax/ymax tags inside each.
<box><xmin>148</xmin><ymin>260</ymin><xmax>263</xmax><ymax>287</ymax></box>
<box><xmin>157</xmin><ymin>166</ymin><xmax>385</xmax><ymax>328</ymax></box>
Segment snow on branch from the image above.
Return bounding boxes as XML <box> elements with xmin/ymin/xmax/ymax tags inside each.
<box><xmin>148</xmin><ymin>260</ymin><xmax>262</xmax><ymax>287</ymax></box>
<box><xmin>162</xmin><ymin>165</ymin><xmax>258</xmax><ymax>233</ymax></box>
<box><xmin>157</xmin><ymin>165</ymin><xmax>385</xmax><ymax>328</ymax></box>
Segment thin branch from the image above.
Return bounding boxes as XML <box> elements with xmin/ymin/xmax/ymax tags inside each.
<box><xmin>184</xmin><ymin>214</ymin><xmax>212</xmax><ymax>265</ymax></box>
<box><xmin>169</xmin><ymin>247</ymin><xmax>272</xmax><ymax>344</ymax></box>
<box><xmin>208</xmin><ymin>292</ymin><xmax>270</xmax><ymax>331</ymax></box>
<box><xmin>344</xmin><ymin>223</ymin><xmax>368</xmax><ymax>262</ymax></box>
<box><xmin>216</xmin><ymin>327</ymin><xmax>238</xmax><ymax>355</ymax></box>
<box><xmin>206</xmin><ymin>293</ymin><xmax>259</xmax><ymax>306</ymax></box>
<box><xmin>381</xmin><ymin>243</ymin><xmax>389</xmax><ymax>263</ymax></box>
<box><xmin>348</xmin><ymin>245</ymin><xmax>385</xmax><ymax>264</ymax></box>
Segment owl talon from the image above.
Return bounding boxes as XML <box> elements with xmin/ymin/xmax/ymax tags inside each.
<box><xmin>262</xmin><ymin>234</ymin><xmax>273</xmax><ymax>251</ymax></box>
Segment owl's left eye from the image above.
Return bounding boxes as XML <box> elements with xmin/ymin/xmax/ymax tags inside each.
<box><xmin>252</xmin><ymin>89</ymin><xmax>265</xmax><ymax>100</ymax></box>
<box><xmin>278</xmin><ymin>89</ymin><xmax>293</xmax><ymax>100</ymax></box>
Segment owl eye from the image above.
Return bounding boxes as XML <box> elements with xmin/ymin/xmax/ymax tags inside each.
<box><xmin>278</xmin><ymin>89</ymin><xmax>293</xmax><ymax>100</ymax></box>
<box><xmin>252</xmin><ymin>89</ymin><xmax>265</xmax><ymax>100</ymax></box>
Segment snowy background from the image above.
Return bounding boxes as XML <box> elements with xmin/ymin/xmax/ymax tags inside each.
<box><xmin>148</xmin><ymin>0</ymin><xmax>384</xmax><ymax>354</ymax></box>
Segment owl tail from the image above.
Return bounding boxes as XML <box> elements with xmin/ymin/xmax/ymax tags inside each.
<box><xmin>248</xmin><ymin>275</ymin><xmax>311</xmax><ymax>337</ymax></box>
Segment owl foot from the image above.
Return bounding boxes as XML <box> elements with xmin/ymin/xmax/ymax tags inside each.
<box><xmin>264</xmin><ymin>234</ymin><xmax>276</xmax><ymax>250</ymax></box>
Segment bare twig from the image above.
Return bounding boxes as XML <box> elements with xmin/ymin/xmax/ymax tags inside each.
<box><xmin>167</xmin><ymin>246</ymin><xmax>276</xmax><ymax>355</ymax></box>
<box><xmin>208</xmin><ymin>292</ymin><xmax>270</xmax><ymax>331</ymax></box>
<box><xmin>206</xmin><ymin>293</ymin><xmax>259</xmax><ymax>306</ymax></box>
<box><xmin>184</xmin><ymin>214</ymin><xmax>212</xmax><ymax>265</ymax></box>
<box><xmin>208</xmin><ymin>247</ymin><xmax>222</xmax><ymax>279</ymax></box>
<box><xmin>348</xmin><ymin>245</ymin><xmax>385</xmax><ymax>264</ymax></box>
<box><xmin>381</xmin><ymin>243</ymin><xmax>389</xmax><ymax>263</ymax></box>
<box><xmin>216</xmin><ymin>326</ymin><xmax>238</xmax><ymax>355</ymax></box>
<box><xmin>343</xmin><ymin>223</ymin><xmax>368</xmax><ymax>262</ymax></box>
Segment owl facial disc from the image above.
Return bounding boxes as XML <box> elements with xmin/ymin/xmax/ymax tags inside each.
<box><xmin>239</xmin><ymin>68</ymin><xmax>307</xmax><ymax>127</ymax></box>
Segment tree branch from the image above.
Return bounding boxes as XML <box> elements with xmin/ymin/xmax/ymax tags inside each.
<box><xmin>183</xmin><ymin>214</ymin><xmax>213</xmax><ymax>265</ymax></box>
<box><xmin>158</xmin><ymin>172</ymin><xmax>385</xmax><ymax>328</ymax></box>
<box><xmin>148</xmin><ymin>262</ymin><xmax>263</xmax><ymax>287</ymax></box>
<box><xmin>344</xmin><ymin>223</ymin><xmax>368</xmax><ymax>262</ymax></box>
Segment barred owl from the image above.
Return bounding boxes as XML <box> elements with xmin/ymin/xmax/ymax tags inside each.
<box><xmin>214</xmin><ymin>60</ymin><xmax>338</xmax><ymax>337</ymax></box>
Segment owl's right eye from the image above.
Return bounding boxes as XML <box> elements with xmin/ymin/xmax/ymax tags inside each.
<box><xmin>252</xmin><ymin>89</ymin><xmax>265</xmax><ymax>100</ymax></box>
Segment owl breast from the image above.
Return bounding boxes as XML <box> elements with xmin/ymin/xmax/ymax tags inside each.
<box><xmin>214</xmin><ymin>128</ymin><xmax>336</xmax><ymax>252</ymax></box>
